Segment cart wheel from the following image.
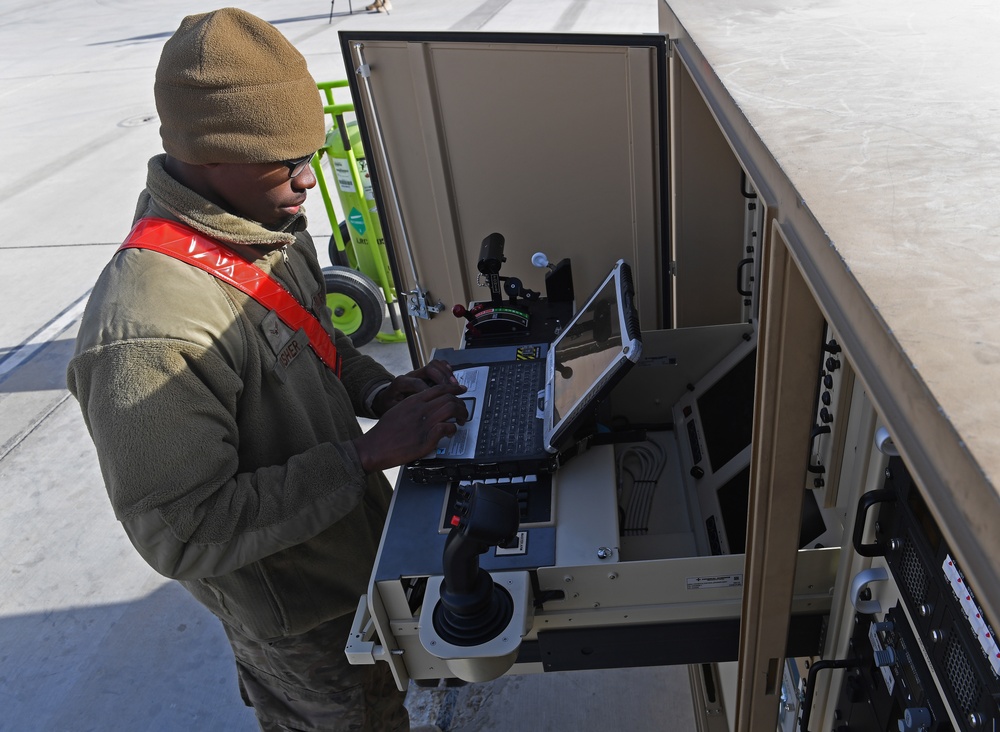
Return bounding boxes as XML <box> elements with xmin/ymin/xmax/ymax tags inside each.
<box><xmin>322</xmin><ymin>266</ymin><xmax>385</xmax><ymax>346</ymax></box>
<box><xmin>328</xmin><ymin>221</ymin><xmax>352</xmax><ymax>268</ymax></box>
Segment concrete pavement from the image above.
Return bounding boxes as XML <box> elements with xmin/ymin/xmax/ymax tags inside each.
<box><xmin>0</xmin><ymin>1</ymin><xmax>696</xmax><ymax>729</ymax></box>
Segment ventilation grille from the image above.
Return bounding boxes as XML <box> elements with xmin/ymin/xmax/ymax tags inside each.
<box><xmin>898</xmin><ymin>539</ymin><xmax>928</xmax><ymax>606</ymax></box>
<box><xmin>944</xmin><ymin>631</ymin><xmax>981</xmax><ymax>713</ymax></box>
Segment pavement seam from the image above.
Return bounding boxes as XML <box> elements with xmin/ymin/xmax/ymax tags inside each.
<box><xmin>0</xmin><ymin>289</ymin><xmax>90</xmax><ymax>382</ymax></box>
<box><xmin>0</xmin><ymin>391</ymin><xmax>71</xmax><ymax>463</ymax></box>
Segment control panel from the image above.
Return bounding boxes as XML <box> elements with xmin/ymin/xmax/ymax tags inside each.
<box><xmin>441</xmin><ymin>476</ymin><xmax>553</xmax><ymax>534</ymax></box>
<box><xmin>833</xmin><ymin>602</ymin><xmax>952</xmax><ymax>731</ymax></box>
<box><xmin>833</xmin><ymin>457</ymin><xmax>1000</xmax><ymax>731</ymax></box>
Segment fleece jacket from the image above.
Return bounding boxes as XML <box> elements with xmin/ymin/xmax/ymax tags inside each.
<box><xmin>67</xmin><ymin>155</ymin><xmax>396</xmax><ymax>641</ymax></box>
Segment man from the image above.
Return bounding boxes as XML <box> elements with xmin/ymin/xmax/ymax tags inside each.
<box><xmin>67</xmin><ymin>8</ymin><xmax>466</xmax><ymax>731</ymax></box>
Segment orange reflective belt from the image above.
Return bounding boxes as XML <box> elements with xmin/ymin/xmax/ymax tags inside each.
<box><xmin>119</xmin><ymin>217</ymin><xmax>342</xmax><ymax>378</ymax></box>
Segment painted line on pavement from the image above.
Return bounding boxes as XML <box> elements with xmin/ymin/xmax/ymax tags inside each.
<box><xmin>0</xmin><ymin>290</ymin><xmax>92</xmax><ymax>382</ymax></box>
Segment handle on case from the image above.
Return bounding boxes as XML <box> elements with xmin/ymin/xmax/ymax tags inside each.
<box><xmin>852</xmin><ymin>489</ymin><xmax>897</xmax><ymax>557</ymax></box>
<box><xmin>740</xmin><ymin>169</ymin><xmax>758</xmax><ymax>199</ymax></box>
<box><xmin>737</xmin><ymin>258</ymin><xmax>754</xmax><ymax>297</ymax></box>
<box><xmin>807</xmin><ymin>425</ymin><xmax>832</xmax><ymax>474</ymax></box>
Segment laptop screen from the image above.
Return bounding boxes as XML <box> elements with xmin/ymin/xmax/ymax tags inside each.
<box><xmin>551</xmin><ymin>275</ymin><xmax>624</xmax><ymax>424</ymax></box>
<box><xmin>543</xmin><ymin>258</ymin><xmax>643</xmax><ymax>457</ymax></box>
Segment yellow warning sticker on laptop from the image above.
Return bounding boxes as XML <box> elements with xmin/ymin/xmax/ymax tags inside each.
<box><xmin>516</xmin><ymin>346</ymin><xmax>541</xmax><ymax>360</ymax></box>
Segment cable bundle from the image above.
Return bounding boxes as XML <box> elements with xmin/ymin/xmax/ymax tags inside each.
<box><xmin>619</xmin><ymin>441</ymin><xmax>666</xmax><ymax>536</ymax></box>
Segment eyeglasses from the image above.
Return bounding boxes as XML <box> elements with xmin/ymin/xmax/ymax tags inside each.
<box><xmin>282</xmin><ymin>152</ymin><xmax>316</xmax><ymax>179</ymax></box>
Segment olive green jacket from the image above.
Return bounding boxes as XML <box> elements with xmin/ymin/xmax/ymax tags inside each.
<box><xmin>68</xmin><ymin>155</ymin><xmax>395</xmax><ymax>641</ymax></box>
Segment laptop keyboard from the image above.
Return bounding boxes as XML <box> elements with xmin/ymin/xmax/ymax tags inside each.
<box><xmin>477</xmin><ymin>360</ymin><xmax>545</xmax><ymax>455</ymax></box>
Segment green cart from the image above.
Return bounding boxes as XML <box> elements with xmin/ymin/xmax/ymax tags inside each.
<box><xmin>312</xmin><ymin>79</ymin><xmax>406</xmax><ymax>346</ymax></box>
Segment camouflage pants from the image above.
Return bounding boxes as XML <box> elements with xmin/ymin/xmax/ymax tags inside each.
<box><xmin>223</xmin><ymin>612</ymin><xmax>409</xmax><ymax>732</ymax></box>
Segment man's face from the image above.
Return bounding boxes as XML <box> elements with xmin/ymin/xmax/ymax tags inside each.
<box><xmin>204</xmin><ymin>158</ymin><xmax>317</xmax><ymax>228</ymax></box>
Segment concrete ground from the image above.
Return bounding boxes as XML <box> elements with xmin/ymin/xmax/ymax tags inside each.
<box><xmin>0</xmin><ymin>1</ymin><xmax>696</xmax><ymax>729</ymax></box>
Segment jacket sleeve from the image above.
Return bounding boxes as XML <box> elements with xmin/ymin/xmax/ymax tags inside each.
<box><xmin>291</xmin><ymin>227</ymin><xmax>395</xmax><ymax>417</ymax></box>
<box><xmin>332</xmin><ymin>327</ymin><xmax>394</xmax><ymax>418</ymax></box>
<box><xmin>67</xmin><ymin>337</ymin><xmax>375</xmax><ymax>581</ymax></box>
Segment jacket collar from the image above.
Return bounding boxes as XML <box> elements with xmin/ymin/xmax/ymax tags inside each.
<box><xmin>141</xmin><ymin>154</ymin><xmax>308</xmax><ymax>250</ymax></box>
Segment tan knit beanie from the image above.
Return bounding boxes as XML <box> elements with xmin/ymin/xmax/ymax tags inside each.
<box><xmin>154</xmin><ymin>7</ymin><xmax>325</xmax><ymax>164</ymax></box>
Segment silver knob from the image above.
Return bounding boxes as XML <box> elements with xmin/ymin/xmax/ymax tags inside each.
<box><xmin>968</xmin><ymin>712</ymin><xmax>987</xmax><ymax>728</ymax></box>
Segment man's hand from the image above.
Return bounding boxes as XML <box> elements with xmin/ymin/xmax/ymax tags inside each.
<box><xmin>354</xmin><ymin>382</ymin><xmax>468</xmax><ymax>473</ymax></box>
<box><xmin>371</xmin><ymin>359</ymin><xmax>459</xmax><ymax>417</ymax></box>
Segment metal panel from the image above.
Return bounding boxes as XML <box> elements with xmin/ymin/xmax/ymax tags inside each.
<box><xmin>735</xmin><ymin>221</ymin><xmax>826</xmax><ymax>732</ymax></box>
<box><xmin>537</xmin><ymin>615</ymin><xmax>825</xmax><ymax>672</ymax></box>
<box><xmin>658</xmin><ymin>0</ymin><xmax>1000</xmax><ymax>636</ymax></box>
<box><xmin>669</xmin><ymin>52</ymin><xmax>747</xmax><ymax>327</ymax></box>
<box><xmin>339</xmin><ymin>32</ymin><xmax>669</xmax><ymax>363</ymax></box>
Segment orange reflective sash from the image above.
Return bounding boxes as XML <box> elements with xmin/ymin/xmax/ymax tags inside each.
<box><xmin>119</xmin><ymin>217</ymin><xmax>341</xmax><ymax>377</ymax></box>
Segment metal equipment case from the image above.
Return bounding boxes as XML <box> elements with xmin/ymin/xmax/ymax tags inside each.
<box><xmin>337</xmin><ymin>5</ymin><xmax>1000</xmax><ymax>729</ymax></box>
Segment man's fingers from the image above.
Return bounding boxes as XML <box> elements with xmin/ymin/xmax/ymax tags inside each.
<box><xmin>431</xmin><ymin>394</ymin><xmax>469</xmax><ymax>425</ymax></box>
<box><xmin>422</xmin><ymin>359</ymin><xmax>458</xmax><ymax>385</ymax></box>
<box><xmin>391</xmin><ymin>375</ymin><xmax>428</xmax><ymax>397</ymax></box>
<box><xmin>427</xmin><ymin>420</ymin><xmax>459</xmax><ymax>443</ymax></box>
<box><xmin>412</xmin><ymin>393</ymin><xmax>465</xmax><ymax>426</ymax></box>
<box><xmin>412</xmin><ymin>382</ymin><xmax>466</xmax><ymax>402</ymax></box>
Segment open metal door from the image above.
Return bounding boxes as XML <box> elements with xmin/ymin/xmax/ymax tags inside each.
<box><xmin>338</xmin><ymin>31</ymin><xmax>670</xmax><ymax>365</ymax></box>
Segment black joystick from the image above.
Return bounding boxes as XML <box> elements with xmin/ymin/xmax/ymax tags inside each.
<box><xmin>478</xmin><ymin>233</ymin><xmax>507</xmax><ymax>304</ymax></box>
<box><xmin>434</xmin><ymin>483</ymin><xmax>520</xmax><ymax>647</ymax></box>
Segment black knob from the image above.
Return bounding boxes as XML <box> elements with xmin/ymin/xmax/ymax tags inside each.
<box><xmin>902</xmin><ymin>708</ymin><xmax>933</xmax><ymax>730</ymax></box>
<box><xmin>452</xmin><ymin>304</ymin><xmax>476</xmax><ymax>323</ymax></box>
<box><xmin>824</xmin><ymin>374</ymin><xmax>834</xmax><ymax>389</ymax></box>
<box><xmin>690</xmin><ymin>466</ymin><xmax>705</xmax><ymax>479</ymax></box>
<box><xmin>824</xmin><ymin>339</ymin><xmax>842</xmax><ymax>354</ymax></box>
<box><xmin>821</xmin><ymin>391</ymin><xmax>832</xmax><ymax>406</ymax></box>
<box><xmin>826</xmin><ymin>357</ymin><xmax>841</xmax><ymax>372</ymax></box>
<box><xmin>820</xmin><ymin>408</ymin><xmax>833</xmax><ymax>424</ymax></box>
